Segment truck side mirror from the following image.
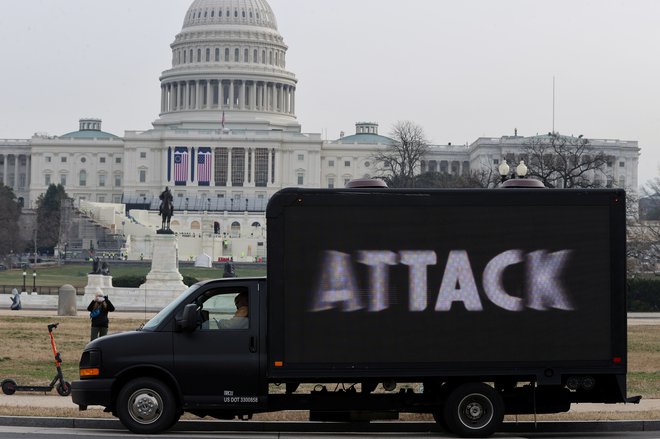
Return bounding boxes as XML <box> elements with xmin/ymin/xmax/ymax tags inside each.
<box><xmin>176</xmin><ymin>304</ymin><xmax>199</xmax><ymax>332</ymax></box>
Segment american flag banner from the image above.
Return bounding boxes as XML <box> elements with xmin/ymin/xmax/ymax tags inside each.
<box><xmin>174</xmin><ymin>147</ymin><xmax>189</xmax><ymax>186</ymax></box>
<box><xmin>197</xmin><ymin>148</ymin><xmax>212</xmax><ymax>186</ymax></box>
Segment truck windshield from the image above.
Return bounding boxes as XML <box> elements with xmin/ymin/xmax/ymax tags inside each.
<box><xmin>142</xmin><ymin>284</ymin><xmax>200</xmax><ymax>331</ymax></box>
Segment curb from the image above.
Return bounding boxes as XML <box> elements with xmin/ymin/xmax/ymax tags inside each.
<box><xmin>1</xmin><ymin>416</ymin><xmax>660</xmax><ymax>433</ymax></box>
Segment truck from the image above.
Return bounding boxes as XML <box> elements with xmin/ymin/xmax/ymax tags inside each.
<box><xmin>72</xmin><ymin>185</ymin><xmax>638</xmax><ymax>437</ymax></box>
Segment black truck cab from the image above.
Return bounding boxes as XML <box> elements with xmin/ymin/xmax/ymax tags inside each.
<box><xmin>74</xmin><ymin>278</ymin><xmax>268</xmax><ymax>431</ymax></box>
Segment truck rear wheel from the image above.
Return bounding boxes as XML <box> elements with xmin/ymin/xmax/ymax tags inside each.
<box><xmin>117</xmin><ymin>377</ymin><xmax>178</xmax><ymax>434</ymax></box>
<box><xmin>443</xmin><ymin>382</ymin><xmax>503</xmax><ymax>438</ymax></box>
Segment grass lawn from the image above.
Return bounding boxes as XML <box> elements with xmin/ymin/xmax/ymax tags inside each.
<box><xmin>0</xmin><ymin>264</ymin><xmax>266</xmax><ymax>289</ymax></box>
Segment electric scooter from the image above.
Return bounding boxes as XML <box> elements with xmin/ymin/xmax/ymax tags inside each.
<box><xmin>1</xmin><ymin>323</ymin><xmax>71</xmax><ymax>396</ymax></box>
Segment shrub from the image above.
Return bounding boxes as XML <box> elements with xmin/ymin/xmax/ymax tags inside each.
<box><xmin>112</xmin><ymin>275</ymin><xmax>147</xmax><ymax>288</ymax></box>
<box><xmin>183</xmin><ymin>276</ymin><xmax>199</xmax><ymax>287</ymax></box>
<box><xmin>628</xmin><ymin>278</ymin><xmax>660</xmax><ymax>312</ymax></box>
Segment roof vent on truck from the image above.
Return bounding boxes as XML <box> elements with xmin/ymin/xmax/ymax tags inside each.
<box><xmin>345</xmin><ymin>178</ymin><xmax>388</xmax><ymax>189</ymax></box>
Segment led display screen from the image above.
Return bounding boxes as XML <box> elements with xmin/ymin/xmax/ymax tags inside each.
<box><xmin>281</xmin><ymin>201</ymin><xmax>614</xmax><ymax>365</ymax></box>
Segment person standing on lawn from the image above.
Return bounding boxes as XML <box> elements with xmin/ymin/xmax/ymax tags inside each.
<box><xmin>88</xmin><ymin>288</ymin><xmax>115</xmax><ymax>340</ymax></box>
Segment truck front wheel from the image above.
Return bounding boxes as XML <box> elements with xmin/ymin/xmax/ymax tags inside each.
<box><xmin>443</xmin><ymin>382</ymin><xmax>503</xmax><ymax>438</ymax></box>
<box><xmin>117</xmin><ymin>377</ymin><xmax>178</xmax><ymax>434</ymax></box>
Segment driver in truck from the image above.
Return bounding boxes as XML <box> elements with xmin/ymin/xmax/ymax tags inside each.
<box><xmin>218</xmin><ymin>292</ymin><xmax>249</xmax><ymax>329</ymax></box>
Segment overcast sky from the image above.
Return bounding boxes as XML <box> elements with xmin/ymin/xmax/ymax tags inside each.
<box><xmin>1</xmin><ymin>0</ymin><xmax>658</xmax><ymax>187</ymax></box>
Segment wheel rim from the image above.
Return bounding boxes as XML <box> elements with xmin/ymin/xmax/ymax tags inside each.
<box><xmin>456</xmin><ymin>392</ymin><xmax>494</xmax><ymax>430</ymax></box>
<box><xmin>127</xmin><ymin>388</ymin><xmax>164</xmax><ymax>425</ymax></box>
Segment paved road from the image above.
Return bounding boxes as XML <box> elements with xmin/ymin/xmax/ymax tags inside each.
<box><xmin>2</xmin><ymin>425</ymin><xmax>660</xmax><ymax>439</ymax></box>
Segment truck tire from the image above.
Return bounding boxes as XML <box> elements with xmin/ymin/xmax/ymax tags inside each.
<box><xmin>443</xmin><ymin>382</ymin><xmax>503</xmax><ymax>438</ymax></box>
<box><xmin>117</xmin><ymin>377</ymin><xmax>178</xmax><ymax>434</ymax></box>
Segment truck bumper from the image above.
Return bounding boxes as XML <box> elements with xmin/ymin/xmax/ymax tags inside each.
<box><xmin>71</xmin><ymin>379</ymin><xmax>115</xmax><ymax>409</ymax></box>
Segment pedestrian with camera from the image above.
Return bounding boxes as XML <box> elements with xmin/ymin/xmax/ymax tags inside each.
<box><xmin>88</xmin><ymin>287</ymin><xmax>115</xmax><ymax>340</ymax></box>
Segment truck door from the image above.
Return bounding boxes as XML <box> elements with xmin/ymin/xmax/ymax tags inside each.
<box><xmin>172</xmin><ymin>284</ymin><xmax>262</xmax><ymax>408</ymax></box>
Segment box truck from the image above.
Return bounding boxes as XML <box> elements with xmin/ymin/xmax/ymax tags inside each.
<box><xmin>72</xmin><ymin>186</ymin><xmax>638</xmax><ymax>437</ymax></box>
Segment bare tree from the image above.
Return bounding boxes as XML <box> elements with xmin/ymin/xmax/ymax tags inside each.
<box><xmin>374</xmin><ymin>121</ymin><xmax>429</xmax><ymax>188</ymax></box>
<box><xmin>522</xmin><ymin>133</ymin><xmax>608</xmax><ymax>188</ymax></box>
<box><xmin>413</xmin><ymin>170</ymin><xmax>499</xmax><ymax>189</ymax></box>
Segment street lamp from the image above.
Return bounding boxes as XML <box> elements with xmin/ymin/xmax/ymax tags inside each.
<box><xmin>32</xmin><ymin>271</ymin><xmax>36</xmax><ymax>294</ymax></box>
<box><xmin>22</xmin><ymin>270</ymin><xmax>26</xmax><ymax>293</ymax></box>
<box><xmin>498</xmin><ymin>159</ymin><xmax>528</xmax><ymax>183</ymax></box>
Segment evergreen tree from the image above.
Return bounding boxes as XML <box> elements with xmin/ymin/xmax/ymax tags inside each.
<box><xmin>36</xmin><ymin>184</ymin><xmax>69</xmax><ymax>251</ymax></box>
<box><xmin>0</xmin><ymin>184</ymin><xmax>22</xmax><ymax>257</ymax></box>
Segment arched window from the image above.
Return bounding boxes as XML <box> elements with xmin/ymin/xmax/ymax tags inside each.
<box><xmin>215</xmin><ymin>48</ymin><xmax>220</xmax><ymax>61</ymax></box>
<box><xmin>225</xmin><ymin>48</ymin><xmax>230</xmax><ymax>61</ymax></box>
<box><xmin>253</xmin><ymin>49</ymin><xmax>258</xmax><ymax>63</ymax></box>
<box><xmin>171</xmin><ymin>220</ymin><xmax>180</xmax><ymax>227</ymax></box>
<box><xmin>231</xmin><ymin>221</ymin><xmax>241</xmax><ymax>238</ymax></box>
<box><xmin>191</xmin><ymin>221</ymin><xmax>201</xmax><ymax>230</ymax></box>
<box><xmin>234</xmin><ymin>48</ymin><xmax>239</xmax><ymax>61</ymax></box>
<box><xmin>197</xmin><ymin>49</ymin><xmax>201</xmax><ymax>62</ymax></box>
<box><xmin>244</xmin><ymin>48</ymin><xmax>248</xmax><ymax>62</ymax></box>
<box><xmin>79</xmin><ymin>170</ymin><xmax>87</xmax><ymax>187</ymax></box>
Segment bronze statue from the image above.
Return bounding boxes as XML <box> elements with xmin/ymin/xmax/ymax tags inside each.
<box><xmin>89</xmin><ymin>257</ymin><xmax>101</xmax><ymax>274</ymax></box>
<box><xmin>158</xmin><ymin>186</ymin><xmax>174</xmax><ymax>234</ymax></box>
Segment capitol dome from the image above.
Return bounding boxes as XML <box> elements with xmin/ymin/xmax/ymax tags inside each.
<box><xmin>156</xmin><ymin>0</ymin><xmax>299</xmax><ymax>131</ymax></box>
<box><xmin>183</xmin><ymin>0</ymin><xmax>278</xmax><ymax>31</ymax></box>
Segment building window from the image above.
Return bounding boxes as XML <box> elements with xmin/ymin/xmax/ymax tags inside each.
<box><xmin>328</xmin><ymin>160</ymin><xmax>335</xmax><ymax>167</ymax></box>
<box><xmin>255</xmin><ymin>148</ymin><xmax>268</xmax><ymax>187</ymax></box>
<box><xmin>44</xmin><ymin>174</ymin><xmax>51</xmax><ymax>186</ymax></box>
<box><xmin>114</xmin><ymin>175</ymin><xmax>121</xmax><ymax>187</ymax></box>
<box><xmin>98</xmin><ymin>196</ymin><xmax>105</xmax><ymax>203</ymax></box>
<box><xmin>214</xmin><ymin>148</ymin><xmax>229</xmax><ymax>187</ymax></box>
<box><xmin>225</xmin><ymin>48</ymin><xmax>230</xmax><ymax>61</ymax></box>
<box><xmin>234</xmin><ymin>48</ymin><xmax>239</xmax><ymax>61</ymax></box>
<box><xmin>364</xmin><ymin>161</ymin><xmax>371</xmax><ymax>168</ymax></box>
<box><xmin>100</xmin><ymin>157</ymin><xmax>106</xmax><ymax>164</ymax></box>
<box><xmin>116</xmin><ymin>157</ymin><xmax>122</xmax><ymax>164</ymax></box>
<box><xmin>298</xmin><ymin>154</ymin><xmax>304</xmax><ymax>161</ymax></box>
<box><xmin>244</xmin><ymin>48</ymin><xmax>248</xmax><ymax>62</ymax></box>
<box><xmin>61</xmin><ymin>156</ymin><xmax>67</xmax><ymax>163</ymax></box>
<box><xmin>493</xmin><ymin>159</ymin><xmax>499</xmax><ymax>165</ymax></box>
<box><xmin>253</xmin><ymin>49</ymin><xmax>258</xmax><ymax>63</ymax></box>
<box><xmin>99</xmin><ymin>174</ymin><xmax>106</xmax><ymax>187</ymax></box>
<box><xmin>345</xmin><ymin>160</ymin><xmax>351</xmax><ymax>167</ymax></box>
<box><xmin>297</xmin><ymin>173</ymin><xmax>304</xmax><ymax>185</ymax></box>
<box><xmin>79</xmin><ymin>170</ymin><xmax>87</xmax><ymax>186</ymax></box>
<box><xmin>60</xmin><ymin>174</ymin><xmax>67</xmax><ymax>186</ymax></box>
<box><xmin>81</xmin><ymin>157</ymin><xmax>87</xmax><ymax>163</ymax></box>
<box><xmin>344</xmin><ymin>178</ymin><xmax>351</xmax><ymax>186</ymax></box>
<box><xmin>231</xmin><ymin>148</ymin><xmax>246</xmax><ymax>187</ymax></box>
<box><xmin>45</xmin><ymin>156</ymin><xmax>51</xmax><ymax>163</ymax></box>
<box><xmin>140</xmin><ymin>152</ymin><xmax>147</xmax><ymax>159</ymax></box>
<box><xmin>619</xmin><ymin>161</ymin><xmax>625</xmax><ymax>168</ymax></box>
<box><xmin>206</xmin><ymin>48</ymin><xmax>210</xmax><ymax>62</ymax></box>
<box><xmin>328</xmin><ymin>178</ymin><xmax>334</xmax><ymax>189</ymax></box>
<box><xmin>139</xmin><ymin>170</ymin><xmax>147</xmax><ymax>183</ymax></box>
<box><xmin>215</xmin><ymin>48</ymin><xmax>220</xmax><ymax>61</ymax></box>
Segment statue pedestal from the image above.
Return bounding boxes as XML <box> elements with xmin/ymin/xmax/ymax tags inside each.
<box><xmin>85</xmin><ymin>274</ymin><xmax>114</xmax><ymax>295</ymax></box>
<box><xmin>140</xmin><ymin>235</ymin><xmax>187</xmax><ymax>292</ymax></box>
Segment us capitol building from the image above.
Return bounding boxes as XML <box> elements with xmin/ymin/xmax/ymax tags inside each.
<box><xmin>0</xmin><ymin>0</ymin><xmax>641</xmax><ymax>261</ymax></box>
